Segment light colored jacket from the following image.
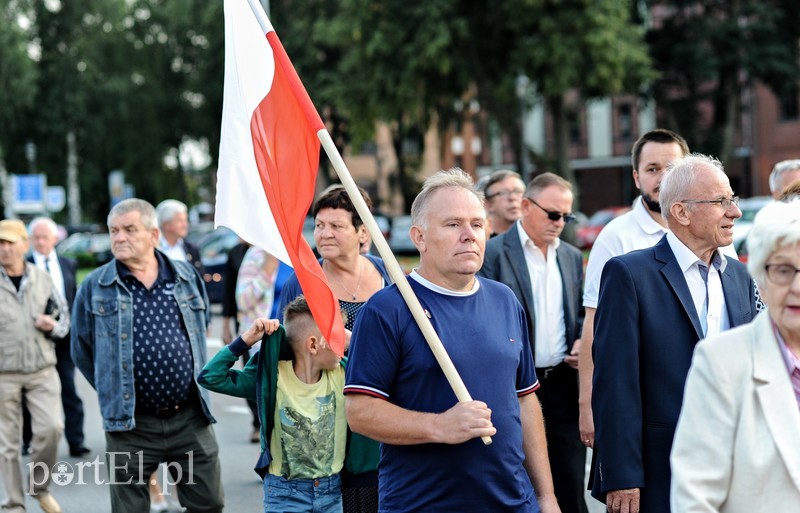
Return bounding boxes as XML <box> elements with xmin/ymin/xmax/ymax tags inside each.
<box><xmin>0</xmin><ymin>262</ymin><xmax>69</xmax><ymax>373</ymax></box>
<box><xmin>671</xmin><ymin>311</ymin><xmax>800</xmax><ymax>512</ymax></box>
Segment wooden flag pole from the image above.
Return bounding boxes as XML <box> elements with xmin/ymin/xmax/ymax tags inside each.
<box><xmin>318</xmin><ymin>129</ymin><xmax>492</xmax><ymax>446</ymax></box>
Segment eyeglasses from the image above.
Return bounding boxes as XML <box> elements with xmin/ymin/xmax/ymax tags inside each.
<box><xmin>526</xmin><ymin>197</ymin><xmax>576</xmax><ymax>223</ymax></box>
<box><xmin>764</xmin><ymin>264</ymin><xmax>800</xmax><ymax>285</ymax></box>
<box><xmin>681</xmin><ymin>196</ymin><xmax>740</xmax><ymax>209</ymax></box>
<box><xmin>486</xmin><ymin>188</ymin><xmax>525</xmax><ymax>200</ymax></box>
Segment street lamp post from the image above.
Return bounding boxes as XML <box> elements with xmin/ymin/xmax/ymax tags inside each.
<box><xmin>25</xmin><ymin>141</ymin><xmax>37</xmax><ymax>174</ymax></box>
<box><xmin>515</xmin><ymin>72</ymin><xmax>531</xmax><ymax>183</ymax></box>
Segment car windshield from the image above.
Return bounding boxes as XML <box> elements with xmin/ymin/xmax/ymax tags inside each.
<box><xmin>199</xmin><ymin>227</ymin><xmax>239</xmax><ymax>260</ymax></box>
<box><xmin>739</xmin><ymin>208</ymin><xmax>761</xmax><ymax>223</ymax></box>
<box><xmin>587</xmin><ymin>211</ymin><xmax>616</xmax><ymax>226</ymax></box>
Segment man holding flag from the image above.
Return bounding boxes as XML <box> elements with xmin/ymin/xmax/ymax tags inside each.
<box><xmin>214</xmin><ymin>3</ymin><xmax>555</xmax><ymax>511</ymax></box>
<box><xmin>343</xmin><ymin>170</ymin><xmax>560</xmax><ymax>513</ymax></box>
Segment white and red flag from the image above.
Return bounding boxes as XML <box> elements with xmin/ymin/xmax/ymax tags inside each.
<box><xmin>215</xmin><ymin>0</ymin><xmax>345</xmax><ymax>355</ymax></box>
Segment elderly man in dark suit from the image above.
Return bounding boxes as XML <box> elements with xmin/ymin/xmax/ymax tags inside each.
<box><xmin>155</xmin><ymin>199</ymin><xmax>203</xmax><ymax>275</ymax></box>
<box><xmin>591</xmin><ymin>154</ymin><xmax>759</xmax><ymax>513</ymax></box>
<box><xmin>480</xmin><ymin>172</ymin><xmax>587</xmax><ymax>513</ymax></box>
<box><xmin>24</xmin><ymin>217</ymin><xmax>89</xmax><ymax>457</ymax></box>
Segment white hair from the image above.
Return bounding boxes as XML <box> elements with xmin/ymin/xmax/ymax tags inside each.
<box><xmin>659</xmin><ymin>153</ymin><xmax>725</xmax><ymax>223</ymax></box>
<box><xmin>768</xmin><ymin>160</ymin><xmax>800</xmax><ymax>194</ymax></box>
<box><xmin>747</xmin><ymin>199</ymin><xmax>800</xmax><ymax>289</ymax></box>
<box><xmin>28</xmin><ymin>217</ymin><xmax>58</xmax><ymax>237</ymax></box>
<box><xmin>155</xmin><ymin>199</ymin><xmax>188</xmax><ymax>228</ymax></box>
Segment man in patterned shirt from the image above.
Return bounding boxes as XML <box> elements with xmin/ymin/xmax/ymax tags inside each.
<box><xmin>72</xmin><ymin>199</ymin><xmax>223</xmax><ymax>513</ymax></box>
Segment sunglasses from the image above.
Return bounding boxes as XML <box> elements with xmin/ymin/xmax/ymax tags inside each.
<box><xmin>526</xmin><ymin>197</ymin><xmax>576</xmax><ymax>223</ymax></box>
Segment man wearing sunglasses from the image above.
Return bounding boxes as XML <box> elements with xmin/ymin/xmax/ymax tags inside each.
<box><xmin>590</xmin><ymin>154</ymin><xmax>759</xmax><ymax>513</ymax></box>
<box><xmin>480</xmin><ymin>172</ymin><xmax>587</xmax><ymax>513</ymax></box>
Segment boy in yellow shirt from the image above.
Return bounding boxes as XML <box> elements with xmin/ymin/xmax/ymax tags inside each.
<box><xmin>199</xmin><ymin>296</ymin><xmax>347</xmax><ymax>512</ymax></box>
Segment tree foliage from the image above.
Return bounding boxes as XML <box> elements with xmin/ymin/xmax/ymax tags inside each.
<box><xmin>2</xmin><ymin>0</ymin><xmax>224</xmax><ymax>222</ymax></box>
<box><xmin>273</xmin><ymin>0</ymin><xmax>474</xmax><ymax>207</ymax></box>
<box><xmin>510</xmin><ymin>0</ymin><xmax>654</xmax><ymax>185</ymax></box>
<box><xmin>647</xmin><ymin>0</ymin><xmax>800</xmax><ymax>165</ymax></box>
<box><xmin>0</xmin><ymin>0</ymin><xmax>38</xmax><ymax>149</ymax></box>
<box><xmin>2</xmin><ymin>0</ymin><xmax>798</xmax><ymax>221</ymax></box>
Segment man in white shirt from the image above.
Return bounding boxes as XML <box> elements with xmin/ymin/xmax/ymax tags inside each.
<box><xmin>155</xmin><ymin>199</ymin><xmax>203</xmax><ymax>275</ymax></box>
<box><xmin>481</xmin><ymin>173</ymin><xmax>587</xmax><ymax>513</ymax></box>
<box><xmin>577</xmin><ymin>129</ymin><xmax>689</xmax><ymax>448</ymax></box>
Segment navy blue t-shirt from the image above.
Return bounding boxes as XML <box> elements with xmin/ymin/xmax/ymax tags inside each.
<box><xmin>344</xmin><ymin>274</ymin><xmax>539</xmax><ymax>513</ymax></box>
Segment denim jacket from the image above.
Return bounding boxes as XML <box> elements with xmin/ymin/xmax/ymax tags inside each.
<box><xmin>71</xmin><ymin>250</ymin><xmax>215</xmax><ymax>431</ymax></box>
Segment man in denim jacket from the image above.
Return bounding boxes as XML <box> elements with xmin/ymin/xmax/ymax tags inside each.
<box><xmin>72</xmin><ymin>199</ymin><xmax>223</xmax><ymax>513</ymax></box>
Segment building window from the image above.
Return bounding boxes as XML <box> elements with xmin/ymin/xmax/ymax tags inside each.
<box><xmin>568</xmin><ymin>109</ymin><xmax>582</xmax><ymax>144</ymax></box>
<box><xmin>618</xmin><ymin>104</ymin><xmax>633</xmax><ymax>139</ymax></box>
<box><xmin>779</xmin><ymin>85</ymin><xmax>799</xmax><ymax>121</ymax></box>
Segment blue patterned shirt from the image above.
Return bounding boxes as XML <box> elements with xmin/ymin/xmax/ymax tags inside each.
<box><xmin>118</xmin><ymin>252</ymin><xmax>194</xmax><ymax>410</ymax></box>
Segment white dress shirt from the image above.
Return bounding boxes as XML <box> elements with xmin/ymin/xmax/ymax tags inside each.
<box><xmin>33</xmin><ymin>250</ymin><xmax>65</xmax><ymax>298</ymax></box>
<box><xmin>516</xmin><ymin>222</ymin><xmax>567</xmax><ymax>367</ymax></box>
<box><xmin>159</xmin><ymin>237</ymin><xmax>189</xmax><ymax>262</ymax></box>
<box><xmin>583</xmin><ymin>197</ymin><xmax>667</xmax><ymax>308</ymax></box>
<box><xmin>666</xmin><ymin>232</ymin><xmax>730</xmax><ymax>337</ymax></box>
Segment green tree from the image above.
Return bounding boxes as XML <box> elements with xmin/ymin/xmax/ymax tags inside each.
<box><xmin>0</xmin><ymin>0</ymin><xmax>38</xmax><ymax>157</ymax></box>
<box><xmin>125</xmin><ymin>0</ymin><xmax>224</xmax><ymax>202</ymax></box>
<box><xmin>647</xmin><ymin>0</ymin><xmax>800</xmax><ymax>166</ymax></box>
<box><xmin>508</xmin><ymin>0</ymin><xmax>653</xmax><ymax>186</ymax></box>
<box><xmin>274</xmin><ymin>0</ymin><xmax>473</xmax><ymax>209</ymax></box>
<box><xmin>275</xmin><ymin>0</ymin><xmax>652</xmax><ymax>210</ymax></box>
<box><xmin>3</xmin><ymin>0</ymin><xmax>226</xmax><ymax>221</ymax></box>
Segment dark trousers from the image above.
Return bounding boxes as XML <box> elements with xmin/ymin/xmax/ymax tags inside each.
<box><xmin>23</xmin><ymin>342</ymin><xmax>85</xmax><ymax>448</ymax></box>
<box><xmin>535</xmin><ymin>362</ymin><xmax>589</xmax><ymax>513</ymax></box>
<box><xmin>105</xmin><ymin>404</ymin><xmax>224</xmax><ymax>513</ymax></box>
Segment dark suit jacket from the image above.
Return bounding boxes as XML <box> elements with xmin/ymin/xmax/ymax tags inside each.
<box><xmin>184</xmin><ymin>240</ymin><xmax>204</xmax><ymax>276</ymax></box>
<box><xmin>590</xmin><ymin>235</ymin><xmax>758</xmax><ymax>513</ymax></box>
<box><xmin>27</xmin><ymin>253</ymin><xmax>77</xmax><ymax>343</ymax></box>
<box><xmin>479</xmin><ymin>225</ymin><xmax>584</xmax><ymax>361</ymax></box>
<box><xmin>221</xmin><ymin>241</ymin><xmax>250</xmax><ymax>319</ymax></box>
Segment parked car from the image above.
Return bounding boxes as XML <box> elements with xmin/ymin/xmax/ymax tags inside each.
<box><xmin>575</xmin><ymin>206</ymin><xmax>631</xmax><ymax>250</ymax></box>
<box><xmin>302</xmin><ymin>216</ymin><xmax>316</xmax><ymax>248</ymax></box>
<box><xmin>197</xmin><ymin>226</ymin><xmax>241</xmax><ymax>303</ymax></box>
<box><xmin>388</xmin><ymin>215</ymin><xmax>418</xmax><ymax>255</ymax></box>
<box><xmin>732</xmin><ymin>195</ymin><xmax>772</xmax><ymax>249</ymax></box>
<box><xmin>57</xmin><ymin>232</ymin><xmax>112</xmax><ymax>268</ymax></box>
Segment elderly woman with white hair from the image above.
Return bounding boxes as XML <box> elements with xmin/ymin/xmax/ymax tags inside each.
<box><xmin>671</xmin><ymin>199</ymin><xmax>800</xmax><ymax>512</ymax></box>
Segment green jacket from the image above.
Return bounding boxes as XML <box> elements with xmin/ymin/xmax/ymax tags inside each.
<box><xmin>197</xmin><ymin>327</ymin><xmax>379</xmax><ymax>478</ymax></box>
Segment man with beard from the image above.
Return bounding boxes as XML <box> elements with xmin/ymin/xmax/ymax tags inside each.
<box><xmin>577</xmin><ymin>129</ymin><xmax>688</xmax><ymax>449</ymax></box>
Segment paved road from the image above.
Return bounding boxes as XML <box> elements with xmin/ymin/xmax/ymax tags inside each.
<box><xmin>9</xmin><ymin>307</ymin><xmax>604</xmax><ymax>512</ymax></box>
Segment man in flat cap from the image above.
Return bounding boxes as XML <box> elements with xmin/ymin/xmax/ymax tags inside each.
<box><xmin>0</xmin><ymin>220</ymin><xmax>69</xmax><ymax>513</ymax></box>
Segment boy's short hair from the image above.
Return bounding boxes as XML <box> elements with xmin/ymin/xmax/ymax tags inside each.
<box><xmin>283</xmin><ymin>296</ymin><xmax>320</xmax><ymax>350</ymax></box>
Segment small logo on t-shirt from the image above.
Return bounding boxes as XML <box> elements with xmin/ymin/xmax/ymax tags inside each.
<box><xmin>509</xmin><ymin>338</ymin><xmax>517</xmax><ymax>344</ymax></box>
